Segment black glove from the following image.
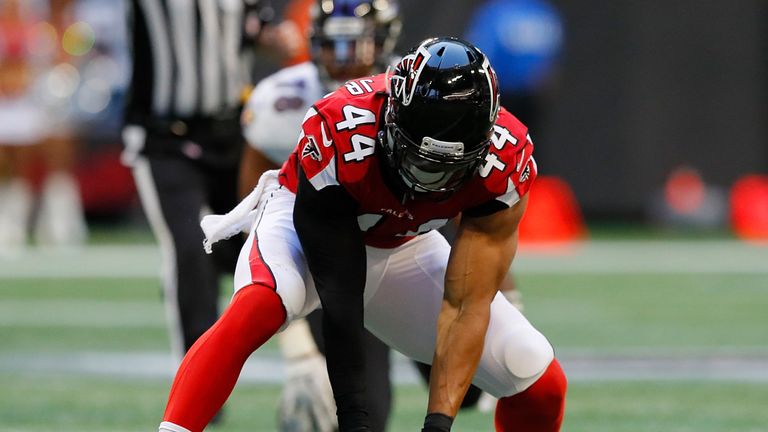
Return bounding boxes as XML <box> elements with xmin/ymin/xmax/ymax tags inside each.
<box><xmin>421</xmin><ymin>413</ymin><xmax>454</xmax><ymax>432</ymax></box>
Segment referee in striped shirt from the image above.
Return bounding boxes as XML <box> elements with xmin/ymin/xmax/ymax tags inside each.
<box><xmin>121</xmin><ymin>0</ymin><xmax>275</xmax><ymax>364</ymax></box>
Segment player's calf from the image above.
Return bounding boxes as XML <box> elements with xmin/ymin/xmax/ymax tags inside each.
<box><xmin>161</xmin><ymin>284</ymin><xmax>286</xmax><ymax>431</ymax></box>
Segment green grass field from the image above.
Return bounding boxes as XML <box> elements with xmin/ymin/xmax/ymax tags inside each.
<box><xmin>1</xmin><ymin>237</ymin><xmax>767</xmax><ymax>431</ymax></box>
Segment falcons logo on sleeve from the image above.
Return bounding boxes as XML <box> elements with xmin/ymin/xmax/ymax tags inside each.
<box><xmin>301</xmin><ymin>135</ymin><xmax>322</xmax><ymax>162</ymax></box>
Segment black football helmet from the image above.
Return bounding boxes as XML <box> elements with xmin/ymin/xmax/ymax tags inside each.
<box><xmin>380</xmin><ymin>37</ymin><xmax>501</xmax><ymax>198</ymax></box>
<box><xmin>311</xmin><ymin>0</ymin><xmax>401</xmax><ymax>86</ymax></box>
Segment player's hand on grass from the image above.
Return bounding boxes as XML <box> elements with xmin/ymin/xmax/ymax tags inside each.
<box><xmin>278</xmin><ymin>352</ymin><xmax>338</xmax><ymax>432</ymax></box>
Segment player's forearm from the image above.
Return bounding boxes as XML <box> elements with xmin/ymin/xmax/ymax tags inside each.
<box><xmin>318</xmin><ymin>285</ymin><xmax>368</xmax><ymax>431</ymax></box>
<box><xmin>428</xmin><ymin>298</ymin><xmax>492</xmax><ymax>416</ymax></box>
<box><xmin>293</xmin><ymin>171</ymin><xmax>369</xmax><ymax>431</ymax></box>
<box><xmin>427</xmin><ymin>216</ymin><xmax>519</xmax><ymax>418</ymax></box>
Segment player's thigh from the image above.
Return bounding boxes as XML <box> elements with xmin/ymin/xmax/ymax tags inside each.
<box><xmin>233</xmin><ymin>186</ymin><xmax>319</xmax><ymax>322</ymax></box>
<box><xmin>364</xmin><ymin>230</ymin><xmax>553</xmax><ymax>398</ymax></box>
<box><xmin>363</xmin><ymin>231</ymin><xmax>447</xmax><ymax>365</ymax></box>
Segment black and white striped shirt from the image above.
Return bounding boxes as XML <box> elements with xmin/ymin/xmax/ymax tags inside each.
<box><xmin>125</xmin><ymin>0</ymin><xmax>271</xmax><ymax>125</ymax></box>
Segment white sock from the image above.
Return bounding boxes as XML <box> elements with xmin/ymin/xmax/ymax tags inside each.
<box><xmin>34</xmin><ymin>171</ymin><xmax>88</xmax><ymax>246</ymax></box>
<box><xmin>0</xmin><ymin>178</ymin><xmax>33</xmax><ymax>248</ymax></box>
<box><xmin>158</xmin><ymin>421</ymin><xmax>192</xmax><ymax>432</ymax></box>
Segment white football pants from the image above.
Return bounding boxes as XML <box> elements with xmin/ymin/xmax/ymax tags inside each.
<box><xmin>233</xmin><ymin>176</ymin><xmax>554</xmax><ymax>398</ymax></box>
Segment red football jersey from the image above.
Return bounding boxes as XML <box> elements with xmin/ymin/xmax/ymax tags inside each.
<box><xmin>279</xmin><ymin>73</ymin><xmax>537</xmax><ymax>248</ymax></box>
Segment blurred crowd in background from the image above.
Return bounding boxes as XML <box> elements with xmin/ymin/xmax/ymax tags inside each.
<box><xmin>1</xmin><ymin>0</ymin><xmax>767</xmax><ymax>253</ymax></box>
<box><xmin>0</xmin><ymin>0</ymin><xmax>129</xmax><ymax>250</ymax></box>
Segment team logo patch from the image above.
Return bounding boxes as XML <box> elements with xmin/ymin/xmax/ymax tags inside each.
<box><xmin>391</xmin><ymin>42</ymin><xmax>432</xmax><ymax>106</ymax></box>
<box><xmin>301</xmin><ymin>135</ymin><xmax>322</xmax><ymax>162</ymax></box>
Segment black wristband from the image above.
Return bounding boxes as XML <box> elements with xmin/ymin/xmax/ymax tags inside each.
<box><xmin>421</xmin><ymin>412</ymin><xmax>454</xmax><ymax>432</ymax></box>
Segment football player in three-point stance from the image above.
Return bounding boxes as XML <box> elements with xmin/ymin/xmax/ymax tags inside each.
<box><xmin>239</xmin><ymin>1</ymin><xmax>402</xmax><ymax>430</ymax></box>
<box><xmin>158</xmin><ymin>37</ymin><xmax>566</xmax><ymax>432</ymax></box>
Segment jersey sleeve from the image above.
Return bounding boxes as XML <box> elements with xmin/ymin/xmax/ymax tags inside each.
<box><xmin>508</xmin><ymin>133</ymin><xmax>538</xmax><ymax>201</ymax></box>
<box><xmin>465</xmin><ymin>115</ymin><xmax>538</xmax><ymax>217</ymax></box>
<box><xmin>295</xmin><ymin>106</ymin><xmax>341</xmax><ymax>191</ymax></box>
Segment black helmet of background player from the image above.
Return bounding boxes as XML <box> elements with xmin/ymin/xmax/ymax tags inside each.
<box><xmin>311</xmin><ymin>0</ymin><xmax>401</xmax><ymax>87</ymax></box>
<box><xmin>381</xmin><ymin>37</ymin><xmax>501</xmax><ymax>199</ymax></box>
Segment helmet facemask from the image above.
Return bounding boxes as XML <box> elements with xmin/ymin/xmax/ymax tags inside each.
<box><xmin>380</xmin><ymin>99</ymin><xmax>491</xmax><ymax>199</ymax></box>
<box><xmin>381</xmin><ymin>37</ymin><xmax>501</xmax><ymax>200</ymax></box>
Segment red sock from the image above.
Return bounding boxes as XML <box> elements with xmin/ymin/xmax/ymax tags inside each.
<box><xmin>162</xmin><ymin>284</ymin><xmax>286</xmax><ymax>432</ymax></box>
<box><xmin>494</xmin><ymin>358</ymin><xmax>567</xmax><ymax>432</ymax></box>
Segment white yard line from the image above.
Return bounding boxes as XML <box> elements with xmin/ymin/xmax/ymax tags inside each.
<box><xmin>0</xmin><ymin>299</ymin><xmax>166</xmax><ymax>327</ymax></box>
<box><xmin>2</xmin><ymin>241</ymin><xmax>765</xmax><ymax>383</ymax></box>
<box><xmin>515</xmin><ymin>240</ymin><xmax>768</xmax><ymax>274</ymax></box>
<box><xmin>1</xmin><ymin>241</ymin><xmax>767</xmax><ymax>279</ymax></box>
<box><xmin>2</xmin><ymin>350</ymin><xmax>767</xmax><ymax>383</ymax></box>
<box><xmin>0</xmin><ymin>245</ymin><xmax>162</xmax><ymax>279</ymax></box>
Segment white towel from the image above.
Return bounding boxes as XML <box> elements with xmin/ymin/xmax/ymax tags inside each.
<box><xmin>200</xmin><ymin>170</ymin><xmax>277</xmax><ymax>254</ymax></box>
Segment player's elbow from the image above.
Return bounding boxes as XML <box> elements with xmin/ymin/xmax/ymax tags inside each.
<box><xmin>444</xmin><ymin>283</ymin><xmax>498</xmax><ymax>312</ymax></box>
<box><xmin>443</xmin><ymin>292</ymin><xmax>494</xmax><ymax>326</ymax></box>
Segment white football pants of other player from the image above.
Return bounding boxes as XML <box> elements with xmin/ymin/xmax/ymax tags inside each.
<box><xmin>234</xmin><ymin>175</ymin><xmax>554</xmax><ymax>398</ymax></box>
